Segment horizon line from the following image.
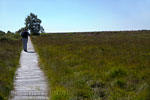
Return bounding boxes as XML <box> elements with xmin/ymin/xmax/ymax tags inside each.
<box><xmin>46</xmin><ymin>29</ymin><xmax>150</xmax><ymax>33</ymax></box>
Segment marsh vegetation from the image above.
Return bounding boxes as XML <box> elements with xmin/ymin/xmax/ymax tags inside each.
<box><xmin>32</xmin><ymin>31</ymin><xmax>150</xmax><ymax>100</ymax></box>
<box><xmin>0</xmin><ymin>32</ymin><xmax>22</xmax><ymax>100</ymax></box>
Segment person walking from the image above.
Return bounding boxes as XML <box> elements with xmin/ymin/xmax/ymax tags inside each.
<box><xmin>21</xmin><ymin>29</ymin><xmax>30</xmax><ymax>52</ymax></box>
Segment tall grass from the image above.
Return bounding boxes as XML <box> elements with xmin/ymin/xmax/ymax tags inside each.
<box><xmin>32</xmin><ymin>31</ymin><xmax>150</xmax><ymax>100</ymax></box>
<box><xmin>0</xmin><ymin>32</ymin><xmax>22</xmax><ymax>100</ymax></box>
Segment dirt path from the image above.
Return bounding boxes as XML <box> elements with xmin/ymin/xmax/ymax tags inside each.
<box><xmin>10</xmin><ymin>37</ymin><xmax>49</xmax><ymax>100</ymax></box>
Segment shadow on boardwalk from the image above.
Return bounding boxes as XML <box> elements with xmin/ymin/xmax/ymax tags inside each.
<box><xmin>27</xmin><ymin>51</ymin><xmax>35</xmax><ymax>53</ymax></box>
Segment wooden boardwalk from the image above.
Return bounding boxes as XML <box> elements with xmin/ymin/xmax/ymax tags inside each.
<box><xmin>10</xmin><ymin>37</ymin><xmax>49</xmax><ymax>100</ymax></box>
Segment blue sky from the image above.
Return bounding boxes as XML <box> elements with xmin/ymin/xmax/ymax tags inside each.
<box><xmin>0</xmin><ymin>0</ymin><xmax>150</xmax><ymax>32</ymax></box>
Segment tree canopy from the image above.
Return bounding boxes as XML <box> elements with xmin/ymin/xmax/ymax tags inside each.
<box><xmin>25</xmin><ymin>13</ymin><xmax>44</xmax><ymax>35</ymax></box>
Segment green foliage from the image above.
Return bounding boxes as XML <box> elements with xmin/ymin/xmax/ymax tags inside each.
<box><xmin>25</xmin><ymin>13</ymin><xmax>44</xmax><ymax>35</ymax></box>
<box><xmin>135</xmin><ymin>83</ymin><xmax>150</xmax><ymax>100</ymax></box>
<box><xmin>0</xmin><ymin>31</ymin><xmax>21</xmax><ymax>41</ymax></box>
<box><xmin>0</xmin><ymin>30</ymin><xmax>5</xmax><ymax>36</ymax></box>
<box><xmin>51</xmin><ymin>87</ymin><xmax>69</xmax><ymax>100</ymax></box>
<box><xmin>31</xmin><ymin>31</ymin><xmax>150</xmax><ymax>100</ymax></box>
<box><xmin>0</xmin><ymin>33</ymin><xmax>22</xmax><ymax>100</ymax></box>
<box><xmin>107</xmin><ymin>66</ymin><xmax>127</xmax><ymax>79</ymax></box>
<box><xmin>115</xmin><ymin>79</ymin><xmax>126</xmax><ymax>88</ymax></box>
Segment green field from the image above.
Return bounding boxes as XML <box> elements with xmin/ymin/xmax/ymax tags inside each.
<box><xmin>0</xmin><ymin>32</ymin><xmax>22</xmax><ymax>100</ymax></box>
<box><xmin>32</xmin><ymin>31</ymin><xmax>150</xmax><ymax>100</ymax></box>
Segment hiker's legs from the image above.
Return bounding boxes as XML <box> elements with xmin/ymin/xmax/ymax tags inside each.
<box><xmin>22</xmin><ymin>38</ymin><xmax>28</xmax><ymax>51</ymax></box>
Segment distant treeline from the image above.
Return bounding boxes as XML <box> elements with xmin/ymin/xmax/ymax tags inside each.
<box><xmin>0</xmin><ymin>30</ymin><xmax>21</xmax><ymax>41</ymax></box>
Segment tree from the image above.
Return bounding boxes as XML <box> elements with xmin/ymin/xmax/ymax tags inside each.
<box><xmin>7</xmin><ymin>31</ymin><xmax>13</xmax><ymax>34</ymax></box>
<box><xmin>15</xmin><ymin>27</ymin><xmax>26</xmax><ymax>34</ymax></box>
<box><xmin>0</xmin><ymin>30</ymin><xmax>5</xmax><ymax>35</ymax></box>
<box><xmin>25</xmin><ymin>13</ymin><xmax>44</xmax><ymax>35</ymax></box>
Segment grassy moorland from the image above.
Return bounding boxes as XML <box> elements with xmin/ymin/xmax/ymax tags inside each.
<box><xmin>0</xmin><ymin>32</ymin><xmax>22</xmax><ymax>100</ymax></box>
<box><xmin>32</xmin><ymin>31</ymin><xmax>150</xmax><ymax>100</ymax></box>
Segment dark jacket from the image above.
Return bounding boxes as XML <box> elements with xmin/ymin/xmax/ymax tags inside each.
<box><xmin>21</xmin><ymin>31</ymin><xmax>30</xmax><ymax>38</ymax></box>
